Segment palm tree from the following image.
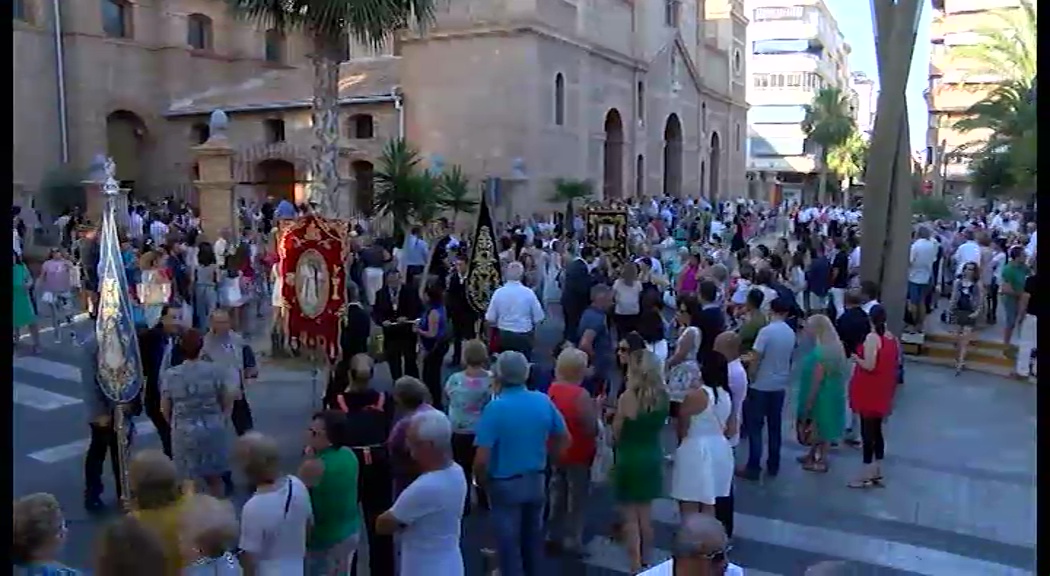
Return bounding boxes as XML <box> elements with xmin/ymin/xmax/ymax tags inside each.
<box><xmin>437</xmin><ymin>165</ymin><xmax>478</xmax><ymax>227</ymax></box>
<box><xmin>951</xmin><ymin>0</ymin><xmax>1037</xmax><ymax>198</ymax></box>
<box><xmin>825</xmin><ymin>130</ymin><xmax>867</xmax><ymax>206</ymax></box>
<box><xmin>802</xmin><ymin>87</ymin><xmax>856</xmax><ymax>204</ymax></box>
<box><xmin>374</xmin><ymin>138</ymin><xmax>437</xmax><ymax>240</ymax></box>
<box><xmin>226</xmin><ymin>0</ymin><xmax>436</xmax><ymax>217</ymax></box>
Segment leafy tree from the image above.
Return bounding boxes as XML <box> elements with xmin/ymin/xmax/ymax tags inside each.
<box><xmin>802</xmin><ymin>87</ymin><xmax>856</xmax><ymax>204</ymax></box>
<box><xmin>226</xmin><ymin>0</ymin><xmax>436</xmax><ymax>217</ymax></box>
<box><xmin>912</xmin><ymin>196</ymin><xmax>952</xmax><ymax>221</ymax></box>
<box><xmin>437</xmin><ymin>165</ymin><xmax>478</xmax><ymax>226</ymax></box>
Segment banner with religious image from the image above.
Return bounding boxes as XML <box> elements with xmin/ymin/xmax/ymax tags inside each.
<box><xmin>277</xmin><ymin>215</ymin><xmax>350</xmax><ymax>364</ymax></box>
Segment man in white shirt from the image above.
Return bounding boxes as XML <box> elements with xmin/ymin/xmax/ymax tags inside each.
<box><xmin>907</xmin><ymin>227</ymin><xmax>939</xmax><ymax>331</ymax></box>
<box><xmin>637</xmin><ymin>513</ymin><xmax>743</xmax><ymax>576</ymax></box>
<box><xmin>486</xmin><ymin>261</ymin><xmax>545</xmax><ymax>359</ymax></box>
<box><xmin>128</xmin><ymin>210</ymin><xmax>144</xmax><ymax>241</ymax></box>
<box><xmin>376</xmin><ymin>410</ymin><xmax>467</xmax><ymax>576</ymax></box>
<box><xmin>149</xmin><ymin>217</ymin><xmax>169</xmax><ymax>246</ymax></box>
<box><xmin>953</xmin><ymin>229</ymin><xmax>981</xmax><ymax>276</ymax></box>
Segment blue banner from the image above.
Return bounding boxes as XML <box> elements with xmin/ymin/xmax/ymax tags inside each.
<box><xmin>94</xmin><ymin>196</ymin><xmax>145</xmax><ymax>404</ymax></box>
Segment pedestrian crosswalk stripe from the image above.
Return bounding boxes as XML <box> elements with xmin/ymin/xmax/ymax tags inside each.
<box><xmin>14</xmin><ymin>356</ymin><xmax>81</xmax><ymax>383</ymax></box>
<box><xmin>27</xmin><ymin>420</ymin><xmax>157</xmax><ymax>464</ymax></box>
<box><xmin>616</xmin><ymin>497</ymin><xmax>1029</xmax><ymax>576</ymax></box>
<box><xmin>13</xmin><ymin>383</ymin><xmax>83</xmax><ymax>411</ymax></box>
<box><xmin>582</xmin><ymin>537</ymin><xmax>783</xmax><ymax>576</ymax></box>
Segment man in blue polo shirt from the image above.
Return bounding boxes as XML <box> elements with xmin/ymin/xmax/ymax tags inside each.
<box><xmin>474</xmin><ymin>351</ymin><xmax>570</xmax><ymax>576</ymax></box>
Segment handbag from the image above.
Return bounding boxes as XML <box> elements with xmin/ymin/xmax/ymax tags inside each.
<box><xmin>590</xmin><ymin>418</ymin><xmax>614</xmax><ymax>484</ymax></box>
<box><xmin>795</xmin><ymin>418</ymin><xmax>814</xmax><ymax>446</ymax></box>
<box><xmin>221</xmin><ymin>279</ymin><xmax>244</xmax><ymax>307</ymax></box>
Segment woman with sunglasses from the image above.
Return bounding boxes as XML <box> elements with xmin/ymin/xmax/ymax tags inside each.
<box><xmin>948</xmin><ymin>262</ymin><xmax>984</xmax><ymax>374</ymax></box>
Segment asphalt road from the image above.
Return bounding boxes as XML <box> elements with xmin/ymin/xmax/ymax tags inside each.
<box><xmin>13</xmin><ymin>307</ymin><xmax>1036</xmax><ymax>575</ymax></box>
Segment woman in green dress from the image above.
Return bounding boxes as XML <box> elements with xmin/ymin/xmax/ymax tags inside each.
<box><xmin>612</xmin><ymin>348</ymin><xmax>669</xmax><ymax>573</ymax></box>
<box><xmin>795</xmin><ymin>314</ymin><xmax>848</xmax><ymax>473</ymax></box>
<box><xmin>13</xmin><ymin>252</ymin><xmax>40</xmax><ymax>353</ymax></box>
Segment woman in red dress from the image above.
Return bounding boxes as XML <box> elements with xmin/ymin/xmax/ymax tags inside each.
<box><xmin>847</xmin><ymin>304</ymin><xmax>899</xmax><ymax>489</ymax></box>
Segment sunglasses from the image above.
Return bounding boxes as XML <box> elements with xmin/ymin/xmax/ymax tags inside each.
<box><xmin>617</xmin><ymin>346</ymin><xmax>630</xmax><ymax>353</ymax></box>
<box><xmin>701</xmin><ymin>544</ymin><xmax>732</xmax><ymax>563</ymax></box>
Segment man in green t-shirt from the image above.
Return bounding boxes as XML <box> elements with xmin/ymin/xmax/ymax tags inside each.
<box><xmin>999</xmin><ymin>246</ymin><xmax>1029</xmax><ymax>347</ymax></box>
<box><xmin>737</xmin><ymin>287</ymin><xmax>769</xmax><ymax>354</ymax></box>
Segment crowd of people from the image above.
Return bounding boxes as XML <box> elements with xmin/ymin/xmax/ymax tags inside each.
<box><xmin>10</xmin><ymin>192</ymin><xmax>1038</xmax><ymax>576</ymax></box>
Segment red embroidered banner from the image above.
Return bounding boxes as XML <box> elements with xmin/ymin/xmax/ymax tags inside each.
<box><xmin>277</xmin><ymin>216</ymin><xmax>350</xmax><ymax>364</ymax></box>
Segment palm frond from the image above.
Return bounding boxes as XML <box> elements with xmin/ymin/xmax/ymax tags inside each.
<box><xmin>548</xmin><ymin>179</ymin><xmax>594</xmax><ymax>204</ymax></box>
<box><xmin>949</xmin><ymin>0</ymin><xmax>1037</xmax><ymax>85</ymax></box>
<box><xmin>226</xmin><ymin>0</ymin><xmax>437</xmax><ymax>49</ymax></box>
<box><xmin>438</xmin><ymin>166</ymin><xmax>479</xmax><ymax>215</ymax></box>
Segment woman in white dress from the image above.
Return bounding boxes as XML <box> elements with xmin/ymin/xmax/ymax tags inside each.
<box><xmin>543</xmin><ymin>240</ymin><xmax>564</xmax><ymax>303</ymax></box>
<box><xmin>669</xmin><ymin>350</ymin><xmax>735</xmax><ymax>515</ymax></box>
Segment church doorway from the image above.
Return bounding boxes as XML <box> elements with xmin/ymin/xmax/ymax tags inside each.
<box><xmin>603</xmin><ymin>109</ymin><xmax>624</xmax><ymax>200</ymax></box>
<box><xmin>105</xmin><ymin>110</ymin><xmax>147</xmax><ymax>190</ymax></box>
<box><xmin>708</xmin><ymin>132</ymin><xmax>721</xmax><ymax>203</ymax></box>
<box><xmin>257</xmin><ymin>159</ymin><xmax>297</xmax><ymax>204</ymax></box>
<box><xmin>663</xmin><ymin>114</ymin><xmax>683</xmax><ymax>197</ymax></box>
<box><xmin>352</xmin><ymin>160</ymin><xmax>375</xmax><ymax>215</ymax></box>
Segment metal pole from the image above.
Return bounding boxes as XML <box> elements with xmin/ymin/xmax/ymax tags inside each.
<box><xmin>113</xmin><ymin>405</ymin><xmax>133</xmax><ymax>511</ymax></box>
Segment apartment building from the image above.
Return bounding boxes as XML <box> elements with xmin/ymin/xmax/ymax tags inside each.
<box><xmin>849</xmin><ymin>71</ymin><xmax>878</xmax><ymax>138</ymax></box>
<box><xmin>926</xmin><ymin>0</ymin><xmax>1026</xmax><ymax>199</ymax></box>
<box><xmin>744</xmin><ymin>0</ymin><xmax>851</xmax><ymax>204</ymax></box>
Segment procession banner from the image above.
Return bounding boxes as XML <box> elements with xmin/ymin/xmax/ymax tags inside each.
<box><xmin>277</xmin><ymin>215</ymin><xmax>349</xmax><ymax>364</ymax></box>
<box><xmin>585</xmin><ymin>200</ymin><xmax>630</xmax><ymax>271</ymax></box>
<box><xmin>465</xmin><ymin>192</ymin><xmax>502</xmax><ymax>317</ymax></box>
<box><xmin>95</xmin><ymin>181</ymin><xmax>144</xmax><ymax>404</ymax></box>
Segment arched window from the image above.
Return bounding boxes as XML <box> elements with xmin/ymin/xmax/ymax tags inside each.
<box><xmin>636</xmin><ymin>81</ymin><xmax>645</xmax><ymax>124</ymax></box>
<box><xmin>348</xmin><ymin>114</ymin><xmax>374</xmax><ymax>139</ymax></box>
<box><xmin>191</xmin><ymin>123</ymin><xmax>210</xmax><ymax>145</ymax></box>
<box><xmin>102</xmin><ymin>0</ymin><xmax>131</xmax><ymax>38</ymax></box>
<box><xmin>554</xmin><ymin>74</ymin><xmax>565</xmax><ymax>126</ymax></box>
<box><xmin>187</xmin><ymin>13</ymin><xmax>213</xmax><ymax>51</ymax></box>
<box><xmin>264</xmin><ymin>29</ymin><xmax>285</xmax><ymax>63</ymax></box>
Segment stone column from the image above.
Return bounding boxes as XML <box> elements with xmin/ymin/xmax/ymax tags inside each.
<box><xmin>861</xmin><ymin>0</ymin><xmax>922</xmax><ymax>335</ymax></box>
<box><xmin>193</xmin><ymin>112</ymin><xmax>236</xmax><ymax>241</ymax></box>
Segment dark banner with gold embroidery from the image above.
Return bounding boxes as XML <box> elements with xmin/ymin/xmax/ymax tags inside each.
<box><xmin>585</xmin><ymin>201</ymin><xmax>629</xmax><ymax>271</ymax></box>
<box><xmin>466</xmin><ymin>189</ymin><xmax>502</xmax><ymax>317</ymax></box>
<box><xmin>277</xmin><ymin>216</ymin><xmax>350</xmax><ymax>364</ymax></box>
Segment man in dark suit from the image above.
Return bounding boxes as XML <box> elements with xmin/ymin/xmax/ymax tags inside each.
<box><xmin>326</xmin><ymin>282</ymin><xmax>374</xmax><ymax>407</ymax></box>
<box><xmin>427</xmin><ymin>218</ymin><xmax>454</xmax><ymax>287</ymax></box>
<box><xmin>561</xmin><ymin>245</ymin><xmax>595</xmax><ymax>341</ymax></box>
<box><xmin>137</xmin><ymin>304</ymin><xmax>185</xmax><ymax>458</ymax></box>
<box><xmin>372</xmin><ymin>269</ymin><xmax>422</xmax><ymax>380</ymax></box>
<box><xmin>446</xmin><ymin>255</ymin><xmax>476</xmax><ymax>366</ymax></box>
<box><xmin>81</xmin><ymin>335</ymin><xmax>123</xmax><ymax>511</ymax></box>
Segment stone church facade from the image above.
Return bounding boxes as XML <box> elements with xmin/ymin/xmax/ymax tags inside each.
<box><xmin>14</xmin><ymin>0</ymin><xmax>747</xmax><ymax>217</ymax></box>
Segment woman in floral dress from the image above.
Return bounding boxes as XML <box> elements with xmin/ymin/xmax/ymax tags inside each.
<box><xmin>160</xmin><ymin>329</ymin><xmax>237</xmax><ymax>497</ymax></box>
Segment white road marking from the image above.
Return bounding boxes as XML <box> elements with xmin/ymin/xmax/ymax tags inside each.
<box><xmin>27</xmin><ymin>420</ymin><xmax>157</xmax><ymax>464</ymax></box>
<box><xmin>19</xmin><ymin>312</ymin><xmax>91</xmax><ymax>340</ymax></box>
<box><xmin>13</xmin><ymin>383</ymin><xmax>82</xmax><ymax>411</ymax></box>
<box><xmin>14</xmin><ymin>356</ymin><xmax>82</xmax><ymax>383</ymax></box>
<box><xmin>623</xmin><ymin>498</ymin><xmax>1033</xmax><ymax>576</ymax></box>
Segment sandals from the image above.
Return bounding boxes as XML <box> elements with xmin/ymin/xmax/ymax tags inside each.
<box><xmin>802</xmin><ymin>459</ymin><xmax>829</xmax><ymax>473</ymax></box>
<box><xmin>847</xmin><ymin>476</ymin><xmax>886</xmax><ymax>489</ymax></box>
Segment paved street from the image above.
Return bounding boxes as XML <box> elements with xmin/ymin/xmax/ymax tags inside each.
<box><xmin>13</xmin><ymin>309</ymin><xmax>1036</xmax><ymax>574</ymax></box>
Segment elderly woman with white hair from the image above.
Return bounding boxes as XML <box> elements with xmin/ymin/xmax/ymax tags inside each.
<box><xmin>376</xmin><ymin>410</ymin><xmax>467</xmax><ymax>576</ymax></box>
<box><xmin>180</xmin><ymin>494</ymin><xmax>242</xmax><ymax>574</ymax></box>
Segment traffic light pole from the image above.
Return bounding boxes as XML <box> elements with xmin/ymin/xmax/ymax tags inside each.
<box><xmin>861</xmin><ymin>0</ymin><xmax>923</xmax><ymax>336</ymax></box>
